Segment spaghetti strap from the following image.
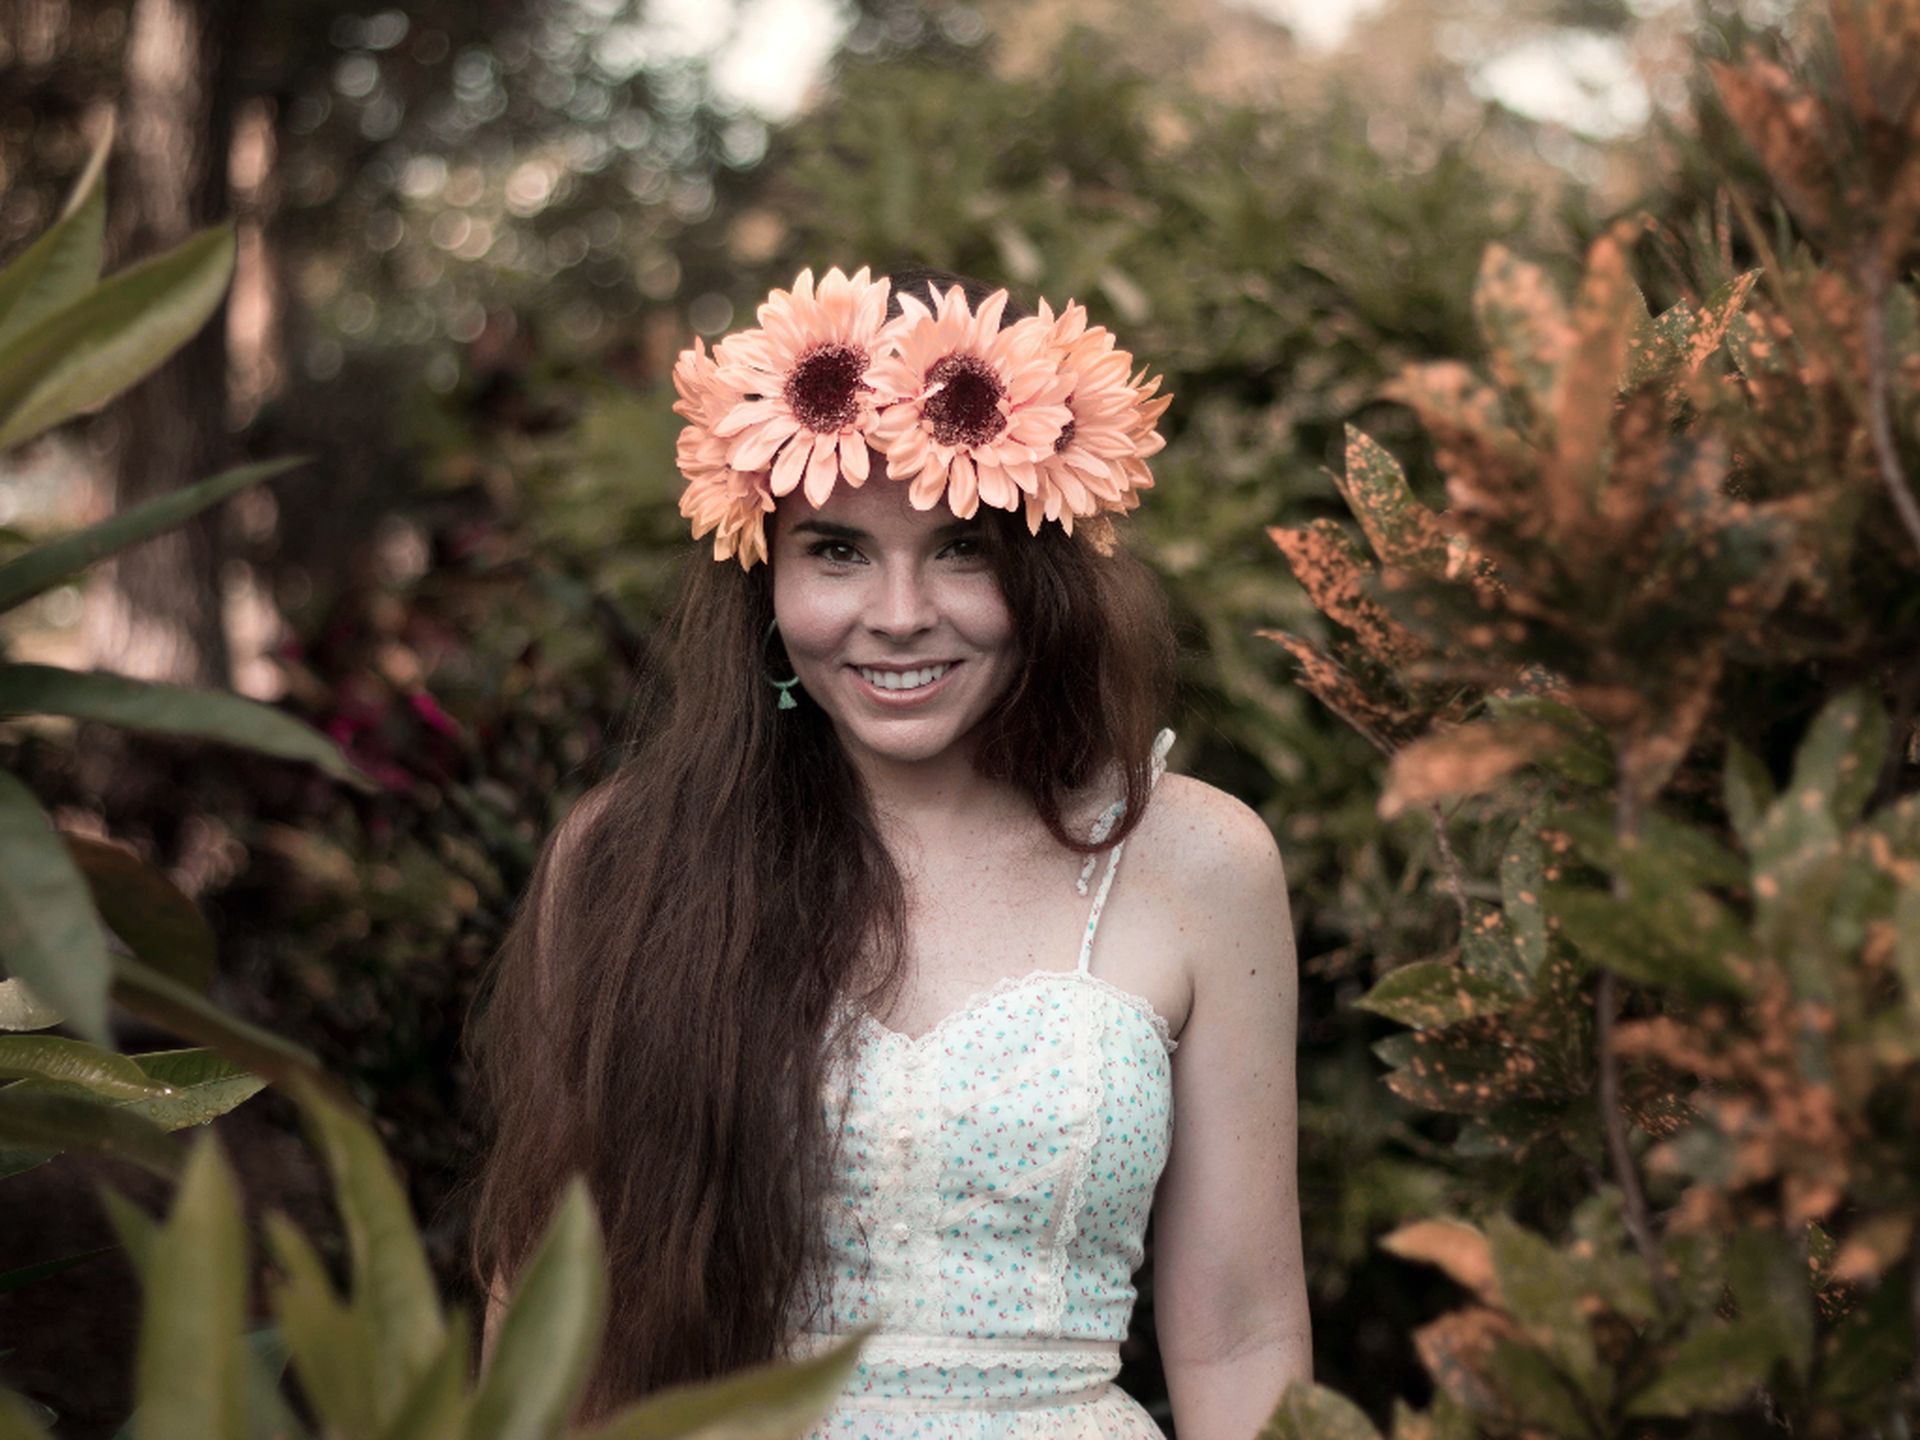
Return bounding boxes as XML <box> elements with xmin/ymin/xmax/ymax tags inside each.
<box><xmin>1075</xmin><ymin>728</ymin><xmax>1174</xmax><ymax>976</ymax></box>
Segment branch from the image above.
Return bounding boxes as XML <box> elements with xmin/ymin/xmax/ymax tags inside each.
<box><xmin>1600</xmin><ymin>783</ymin><xmax>1677</xmax><ymax>1311</ymax></box>
<box><xmin>1424</xmin><ymin>798</ymin><xmax>1472</xmax><ymax>930</ymax></box>
<box><xmin>1597</xmin><ymin>969</ymin><xmax>1674</xmax><ymax>1313</ymax></box>
<box><xmin>1861</xmin><ymin>258</ymin><xmax>1920</xmax><ymax>561</ymax></box>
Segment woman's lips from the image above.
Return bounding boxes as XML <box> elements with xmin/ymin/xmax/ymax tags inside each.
<box><xmin>848</xmin><ymin>660</ymin><xmax>963</xmax><ymax>706</ymax></box>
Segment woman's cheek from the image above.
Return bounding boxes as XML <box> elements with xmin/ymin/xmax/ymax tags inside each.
<box><xmin>774</xmin><ymin>577</ymin><xmax>865</xmax><ymax>667</ymax></box>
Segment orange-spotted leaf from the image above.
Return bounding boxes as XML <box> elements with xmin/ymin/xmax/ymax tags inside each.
<box><xmin>1711</xmin><ymin>58</ymin><xmax>1840</xmax><ymax>240</ymax></box>
<box><xmin>1357</xmin><ymin>960</ymin><xmax>1523</xmax><ymax>1030</ymax></box>
<box><xmin>1473</xmin><ymin>244</ymin><xmax>1573</xmax><ymax>432</ymax></box>
<box><xmin>1267</xmin><ymin>520</ymin><xmax>1426</xmax><ymax>670</ymax></box>
<box><xmin>1544</xmin><ymin>217</ymin><xmax>1644</xmax><ymax>543</ymax></box>
<box><xmin>1381</xmin><ymin>1219</ymin><xmax>1502</xmax><ymax>1305</ymax></box>
<box><xmin>1381</xmin><ymin>362</ymin><xmax>1535</xmax><ymax>531</ymax></box>
<box><xmin>1332</xmin><ymin>426</ymin><xmax>1452</xmax><ymax>575</ymax></box>
<box><xmin>1412</xmin><ymin>1307</ymin><xmax>1521</xmax><ymax>1416</ymax></box>
<box><xmin>1379</xmin><ymin>1014</ymin><xmax>1572</xmax><ymax>1116</ymax></box>
<box><xmin>1624</xmin><ymin>270</ymin><xmax>1762</xmax><ymax>392</ymax></box>
<box><xmin>1257</xmin><ymin>629</ymin><xmax>1427</xmax><ymax>754</ymax></box>
<box><xmin>1377</xmin><ymin>719</ymin><xmax>1570</xmax><ymax>820</ymax></box>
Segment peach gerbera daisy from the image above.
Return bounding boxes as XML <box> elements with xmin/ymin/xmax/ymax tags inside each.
<box><xmin>709</xmin><ymin>266</ymin><xmax>894</xmax><ymax>508</ymax></box>
<box><xmin>1012</xmin><ymin>299</ymin><xmax>1171</xmax><ymax>536</ymax></box>
<box><xmin>866</xmin><ymin>283</ymin><xmax>1074</xmax><ymax>519</ymax></box>
<box><xmin>674</xmin><ymin>337</ymin><xmax>774</xmax><ymax>569</ymax></box>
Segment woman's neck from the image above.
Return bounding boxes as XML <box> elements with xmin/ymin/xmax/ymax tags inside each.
<box><xmin>841</xmin><ymin>731</ymin><xmax>1021</xmax><ymax>843</ymax></box>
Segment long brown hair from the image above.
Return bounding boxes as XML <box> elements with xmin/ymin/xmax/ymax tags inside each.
<box><xmin>462</xmin><ymin>270</ymin><xmax>1176</xmax><ymax>1418</ymax></box>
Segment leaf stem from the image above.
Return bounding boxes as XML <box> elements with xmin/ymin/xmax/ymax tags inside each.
<box><xmin>1860</xmin><ymin>259</ymin><xmax>1920</xmax><ymax>562</ymax></box>
<box><xmin>1600</xmin><ymin>784</ymin><xmax>1676</xmax><ymax>1311</ymax></box>
<box><xmin>1424</xmin><ymin>799</ymin><xmax>1471</xmax><ymax>930</ymax></box>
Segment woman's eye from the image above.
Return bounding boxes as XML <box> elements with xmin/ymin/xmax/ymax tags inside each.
<box><xmin>807</xmin><ymin>540</ymin><xmax>863</xmax><ymax>564</ymax></box>
<box><xmin>940</xmin><ymin>536</ymin><xmax>983</xmax><ymax>560</ymax></box>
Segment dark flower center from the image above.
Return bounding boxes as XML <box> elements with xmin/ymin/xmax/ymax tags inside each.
<box><xmin>784</xmin><ymin>342</ymin><xmax>869</xmax><ymax>432</ymax></box>
<box><xmin>923</xmin><ymin>353</ymin><xmax>1007</xmax><ymax>448</ymax></box>
<box><xmin>1052</xmin><ymin>416</ymin><xmax>1077</xmax><ymax>454</ymax></box>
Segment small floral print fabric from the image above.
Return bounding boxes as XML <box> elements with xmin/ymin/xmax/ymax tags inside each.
<box><xmin>790</xmin><ymin>732</ymin><xmax>1178</xmax><ymax>1438</ymax></box>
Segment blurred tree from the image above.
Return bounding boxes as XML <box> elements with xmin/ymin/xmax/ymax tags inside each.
<box><xmin>82</xmin><ymin>0</ymin><xmax>242</xmax><ymax>686</ymax></box>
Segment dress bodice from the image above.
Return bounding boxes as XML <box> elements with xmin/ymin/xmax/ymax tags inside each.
<box><xmin>793</xmin><ymin>730</ymin><xmax>1179</xmax><ymax>1438</ymax></box>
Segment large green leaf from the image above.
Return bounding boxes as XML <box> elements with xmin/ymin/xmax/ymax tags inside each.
<box><xmin>1482</xmin><ymin>1337</ymin><xmax>1593</xmax><ymax>1434</ymax></box>
<box><xmin>0</xmin><ymin>665</ymin><xmax>370</xmax><ymax>789</ymax></box>
<box><xmin>1485</xmin><ymin>1216</ymin><xmax>1602</xmax><ymax>1402</ymax></box>
<box><xmin>470</xmin><ymin>1179</ymin><xmax>607</xmax><ymax>1440</ymax></box>
<box><xmin>1624</xmin><ymin>1316</ymin><xmax>1778</xmax><ymax>1416</ymax></box>
<box><xmin>0</xmin><ymin>457</ymin><xmax>303</xmax><ymax>616</ymax></box>
<box><xmin>580</xmin><ymin>1328</ymin><xmax>875</xmax><ymax>1440</ymax></box>
<box><xmin>1256</xmin><ymin>1379</ymin><xmax>1383</xmax><ymax>1440</ymax></box>
<box><xmin>1356</xmin><ymin>961</ymin><xmax>1521</xmax><ymax>1030</ymax></box>
<box><xmin>65</xmin><ymin>835</ymin><xmax>215</xmax><ymax>992</ymax></box>
<box><xmin>292</xmin><ymin>1077</ymin><xmax>447</xmax><ymax>1430</ymax></box>
<box><xmin>119</xmin><ymin>1049</ymin><xmax>268</xmax><ymax>1131</ymax></box>
<box><xmin>134</xmin><ymin>1134</ymin><xmax>247</xmax><ymax>1440</ymax></box>
<box><xmin>0</xmin><ymin>770</ymin><xmax>112</xmax><ymax>1045</ymax></box>
<box><xmin>0</xmin><ymin>979</ymin><xmax>64</xmax><ymax>1032</ymax></box>
<box><xmin>1546</xmin><ymin>883</ymin><xmax>1751</xmax><ymax>999</ymax></box>
<box><xmin>96</xmin><ymin>1185</ymin><xmax>159</xmax><ymax>1279</ymax></box>
<box><xmin>265</xmin><ymin>1213</ymin><xmax>379</xmax><ymax>1438</ymax></box>
<box><xmin>1</xmin><ymin>1049</ymin><xmax>267</xmax><ymax>1178</ymax></box>
<box><xmin>0</xmin><ymin>1244</ymin><xmax>117</xmax><ymax>1295</ymax></box>
<box><xmin>1814</xmin><ymin>1257</ymin><xmax>1916</xmax><ymax>1408</ymax></box>
<box><xmin>1722</xmin><ymin>740</ymin><xmax>1776</xmax><ymax>852</ymax></box>
<box><xmin>0</xmin><ymin>224</ymin><xmax>233</xmax><ymax>453</ymax></box>
<box><xmin>238</xmin><ymin>1326</ymin><xmax>309</xmax><ymax>1440</ymax></box>
<box><xmin>0</xmin><ymin>128</ymin><xmax>109</xmax><ymax>355</ymax></box>
<box><xmin>377</xmin><ymin>1312</ymin><xmax>473</xmax><ymax>1440</ymax></box>
<box><xmin>1548</xmin><ymin>802</ymin><xmax>1748</xmax><ymax>893</ymax></box>
<box><xmin>109</xmin><ymin>953</ymin><xmax>337</xmax><ymax>1102</ymax></box>
<box><xmin>0</xmin><ymin>1087</ymin><xmax>179</xmax><ymax>1178</ymax></box>
<box><xmin>0</xmin><ymin>1388</ymin><xmax>53</xmax><ymax>1440</ymax></box>
<box><xmin>1783</xmin><ymin>687</ymin><xmax>1888</xmax><ymax>833</ymax></box>
<box><xmin>1727</xmin><ymin>1228</ymin><xmax>1812</xmax><ymax>1383</ymax></box>
<box><xmin>0</xmin><ymin>1035</ymin><xmax>171</xmax><ymax>1099</ymax></box>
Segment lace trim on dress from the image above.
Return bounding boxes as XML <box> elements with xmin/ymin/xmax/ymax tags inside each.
<box><xmin>1042</xmin><ymin>989</ymin><xmax>1104</xmax><ymax>1335</ymax></box>
<box><xmin>852</xmin><ymin>967</ymin><xmax>1177</xmax><ymax>1055</ymax></box>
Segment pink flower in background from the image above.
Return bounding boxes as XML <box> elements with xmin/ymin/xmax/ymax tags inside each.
<box><xmin>408</xmin><ymin>689</ymin><xmax>462</xmax><ymax>740</ymax></box>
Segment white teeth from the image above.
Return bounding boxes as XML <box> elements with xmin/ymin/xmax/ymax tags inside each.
<box><xmin>859</xmin><ymin>664</ymin><xmax>951</xmax><ymax>692</ymax></box>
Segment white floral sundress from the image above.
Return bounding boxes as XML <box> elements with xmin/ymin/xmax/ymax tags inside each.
<box><xmin>792</xmin><ymin>730</ymin><xmax>1179</xmax><ymax>1438</ymax></box>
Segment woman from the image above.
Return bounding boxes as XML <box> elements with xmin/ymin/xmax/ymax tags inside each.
<box><xmin>468</xmin><ymin>266</ymin><xmax>1309</xmax><ymax>1437</ymax></box>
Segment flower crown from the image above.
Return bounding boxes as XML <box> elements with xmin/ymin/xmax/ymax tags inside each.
<box><xmin>672</xmin><ymin>267</ymin><xmax>1171</xmax><ymax>568</ymax></box>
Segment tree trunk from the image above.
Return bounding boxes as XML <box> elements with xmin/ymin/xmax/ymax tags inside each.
<box><xmin>82</xmin><ymin>0</ymin><xmax>240</xmax><ymax>687</ymax></box>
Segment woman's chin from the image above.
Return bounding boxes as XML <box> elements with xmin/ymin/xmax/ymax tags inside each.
<box><xmin>829</xmin><ymin>713</ymin><xmax>975</xmax><ymax>768</ymax></box>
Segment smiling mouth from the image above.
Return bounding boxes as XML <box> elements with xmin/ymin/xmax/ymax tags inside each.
<box><xmin>855</xmin><ymin>662</ymin><xmax>955</xmax><ymax>692</ymax></box>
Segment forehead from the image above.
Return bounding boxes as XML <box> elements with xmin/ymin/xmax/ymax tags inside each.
<box><xmin>774</xmin><ymin>465</ymin><xmax>971</xmax><ymax>542</ymax></box>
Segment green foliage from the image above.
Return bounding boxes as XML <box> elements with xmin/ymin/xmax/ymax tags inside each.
<box><xmin>0</xmin><ymin>1083</ymin><xmax>869</xmax><ymax>1439</ymax></box>
<box><xmin>0</xmin><ymin>133</ymin><xmax>351</xmax><ymax>1191</ymax></box>
<box><xmin>1266</xmin><ymin>5</ymin><xmax>1920</xmax><ymax>1435</ymax></box>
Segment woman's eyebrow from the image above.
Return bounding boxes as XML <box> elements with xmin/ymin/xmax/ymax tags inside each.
<box><xmin>790</xmin><ymin>519</ymin><xmax>981</xmax><ymax>542</ymax></box>
<box><xmin>791</xmin><ymin>520</ymin><xmax>867</xmax><ymax>541</ymax></box>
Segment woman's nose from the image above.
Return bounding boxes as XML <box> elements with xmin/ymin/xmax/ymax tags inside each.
<box><xmin>868</xmin><ymin>563</ymin><xmax>937</xmax><ymax>640</ymax></box>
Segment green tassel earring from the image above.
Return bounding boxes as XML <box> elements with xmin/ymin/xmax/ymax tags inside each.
<box><xmin>764</xmin><ymin>620</ymin><xmax>801</xmax><ymax>711</ymax></box>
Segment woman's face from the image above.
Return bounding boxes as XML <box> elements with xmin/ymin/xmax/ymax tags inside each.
<box><xmin>771</xmin><ymin>466</ymin><xmax>1018</xmax><ymax>771</ymax></box>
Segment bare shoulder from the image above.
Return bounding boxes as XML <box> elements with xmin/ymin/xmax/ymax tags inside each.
<box><xmin>1136</xmin><ymin>773</ymin><xmax>1296</xmax><ymax>1047</ymax></box>
<box><xmin>1134</xmin><ymin>771</ymin><xmax>1287</xmax><ymax>898</ymax></box>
